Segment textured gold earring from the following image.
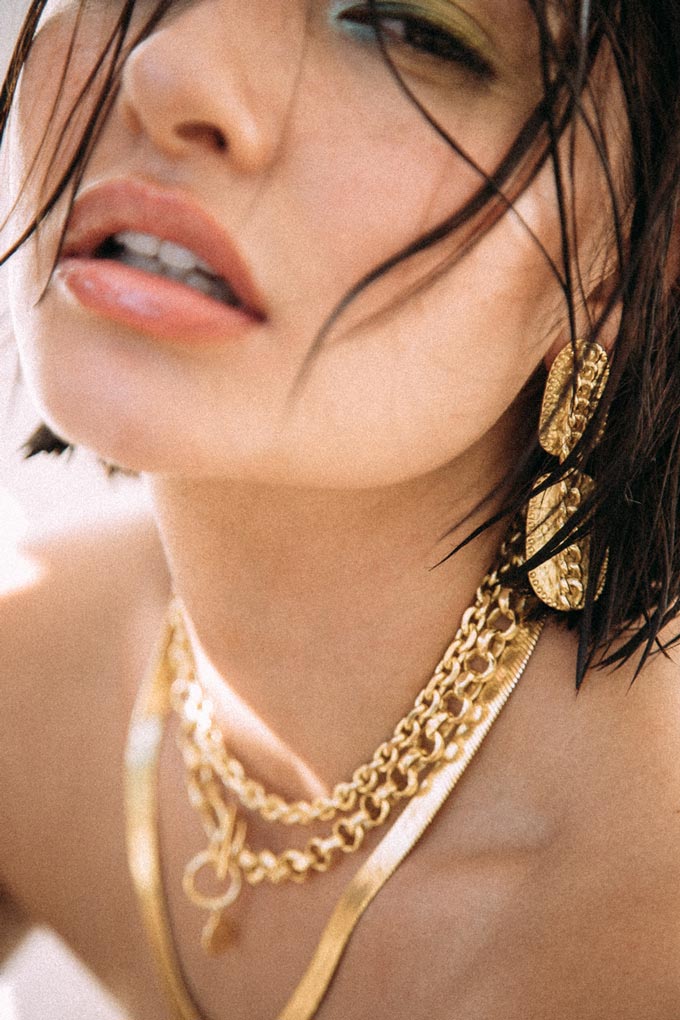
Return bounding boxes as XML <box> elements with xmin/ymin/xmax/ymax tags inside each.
<box><xmin>526</xmin><ymin>339</ymin><xmax>610</xmax><ymax>612</ymax></box>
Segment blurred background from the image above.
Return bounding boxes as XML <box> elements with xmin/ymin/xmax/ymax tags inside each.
<box><xmin>1</xmin><ymin>4</ymin><xmax>142</xmax><ymax>1017</ymax></box>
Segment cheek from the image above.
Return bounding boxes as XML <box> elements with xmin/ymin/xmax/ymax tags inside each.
<box><xmin>271</xmin><ymin>42</ymin><xmax>550</xmax><ymax>348</ymax></box>
<box><xmin>6</xmin><ymin>5</ymin><xmax>119</xmax><ymax>232</ymax></box>
<box><xmin>4</xmin><ymin>10</ymin><xmax>563</xmax><ymax>488</ymax></box>
<box><xmin>271</xmin><ymin>224</ymin><xmax>559</xmax><ymax>489</ymax></box>
<box><xmin>275</xmin><ymin>47</ymin><xmax>508</xmax><ymax>306</ymax></box>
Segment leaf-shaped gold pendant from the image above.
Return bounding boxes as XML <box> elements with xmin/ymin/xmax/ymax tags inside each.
<box><xmin>539</xmin><ymin>341</ymin><xmax>610</xmax><ymax>459</ymax></box>
<box><xmin>526</xmin><ymin>471</ymin><xmax>600</xmax><ymax>612</ymax></box>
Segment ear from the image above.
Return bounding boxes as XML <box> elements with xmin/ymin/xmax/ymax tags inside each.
<box><xmin>543</xmin><ymin>272</ymin><xmax>622</xmax><ymax>370</ymax></box>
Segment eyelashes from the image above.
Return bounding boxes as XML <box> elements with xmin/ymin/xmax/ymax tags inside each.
<box><xmin>82</xmin><ymin>0</ymin><xmax>496</xmax><ymax>81</ymax></box>
<box><xmin>334</xmin><ymin>2</ymin><xmax>496</xmax><ymax>82</ymax></box>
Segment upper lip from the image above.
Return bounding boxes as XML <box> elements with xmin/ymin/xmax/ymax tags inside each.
<box><xmin>60</xmin><ymin>178</ymin><xmax>267</xmax><ymax>319</ymax></box>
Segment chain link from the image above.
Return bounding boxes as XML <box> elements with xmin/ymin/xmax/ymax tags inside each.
<box><xmin>169</xmin><ymin>530</ymin><xmax>532</xmax><ymax>907</ymax></box>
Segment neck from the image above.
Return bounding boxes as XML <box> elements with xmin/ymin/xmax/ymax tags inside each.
<box><xmin>149</xmin><ymin>454</ymin><xmax>508</xmax><ymax>798</ymax></box>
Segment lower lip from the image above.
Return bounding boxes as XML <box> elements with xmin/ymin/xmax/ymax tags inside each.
<box><xmin>55</xmin><ymin>258</ymin><xmax>262</xmax><ymax>343</ymax></box>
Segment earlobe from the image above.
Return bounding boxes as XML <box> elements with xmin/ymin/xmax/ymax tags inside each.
<box><xmin>543</xmin><ymin>272</ymin><xmax>622</xmax><ymax>370</ymax></box>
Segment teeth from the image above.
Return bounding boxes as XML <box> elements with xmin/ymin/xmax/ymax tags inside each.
<box><xmin>106</xmin><ymin>241</ymin><xmax>240</xmax><ymax>306</ymax></box>
<box><xmin>116</xmin><ymin>231</ymin><xmax>161</xmax><ymax>259</ymax></box>
<box><xmin>185</xmin><ymin>271</ymin><xmax>240</xmax><ymax>305</ymax></box>
<box><xmin>159</xmin><ymin>240</ymin><xmax>208</xmax><ymax>273</ymax></box>
<box><xmin>114</xmin><ymin>233</ymin><xmax>217</xmax><ymax>277</ymax></box>
<box><xmin>185</xmin><ymin>270</ymin><xmax>228</xmax><ymax>301</ymax></box>
<box><xmin>116</xmin><ymin>251</ymin><xmax>164</xmax><ymax>276</ymax></box>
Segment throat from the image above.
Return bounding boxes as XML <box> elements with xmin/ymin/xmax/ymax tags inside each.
<box><xmin>149</xmin><ymin>473</ymin><xmax>508</xmax><ymax>793</ymax></box>
<box><xmin>186</xmin><ymin>624</ymin><xmax>332</xmax><ymax>804</ymax></box>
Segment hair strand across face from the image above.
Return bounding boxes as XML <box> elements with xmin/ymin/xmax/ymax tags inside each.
<box><xmin>4</xmin><ymin>0</ymin><xmax>680</xmax><ymax>685</ymax></box>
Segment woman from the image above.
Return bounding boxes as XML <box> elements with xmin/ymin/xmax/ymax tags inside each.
<box><xmin>1</xmin><ymin>1</ymin><xmax>679</xmax><ymax>1017</ymax></box>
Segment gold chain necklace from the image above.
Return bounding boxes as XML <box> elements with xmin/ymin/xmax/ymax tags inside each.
<box><xmin>167</xmin><ymin>529</ymin><xmax>541</xmax><ymax>955</ymax></box>
<box><xmin>125</xmin><ymin>530</ymin><xmax>544</xmax><ymax>1019</ymax></box>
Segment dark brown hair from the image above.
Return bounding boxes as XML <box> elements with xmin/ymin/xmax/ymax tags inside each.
<box><xmin>2</xmin><ymin>0</ymin><xmax>680</xmax><ymax>685</ymax></box>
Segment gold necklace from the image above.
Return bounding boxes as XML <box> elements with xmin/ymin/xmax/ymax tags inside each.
<box><xmin>125</xmin><ymin>531</ymin><xmax>544</xmax><ymax>1020</ymax></box>
<box><xmin>167</xmin><ymin>530</ymin><xmax>542</xmax><ymax>954</ymax></box>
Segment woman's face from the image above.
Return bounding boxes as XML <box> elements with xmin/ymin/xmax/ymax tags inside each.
<box><xmin>5</xmin><ymin>0</ymin><xmax>615</xmax><ymax>487</ymax></box>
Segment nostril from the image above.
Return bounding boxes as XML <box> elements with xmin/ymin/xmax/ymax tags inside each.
<box><xmin>176</xmin><ymin>122</ymin><xmax>228</xmax><ymax>153</ymax></box>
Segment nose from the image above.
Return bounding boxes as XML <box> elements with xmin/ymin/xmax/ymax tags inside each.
<box><xmin>118</xmin><ymin>3</ymin><xmax>283</xmax><ymax>173</ymax></box>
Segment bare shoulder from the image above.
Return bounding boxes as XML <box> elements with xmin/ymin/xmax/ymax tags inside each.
<box><xmin>0</xmin><ymin>508</ymin><xmax>170</xmax><ymax>660</ymax></box>
<box><xmin>516</xmin><ymin>622</ymin><xmax>680</xmax><ymax>1017</ymax></box>
<box><xmin>0</xmin><ymin>511</ymin><xmax>171</xmax><ymax>742</ymax></box>
<box><xmin>425</xmin><ymin>619</ymin><xmax>680</xmax><ymax>1019</ymax></box>
<box><xmin>0</xmin><ymin>510</ymin><xmax>171</xmax><ymax>1012</ymax></box>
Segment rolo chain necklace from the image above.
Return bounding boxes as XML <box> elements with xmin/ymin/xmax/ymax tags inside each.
<box><xmin>167</xmin><ymin>527</ymin><xmax>543</xmax><ymax>956</ymax></box>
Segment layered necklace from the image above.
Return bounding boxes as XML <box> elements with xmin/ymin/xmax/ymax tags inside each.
<box><xmin>126</xmin><ymin>527</ymin><xmax>544</xmax><ymax>1019</ymax></box>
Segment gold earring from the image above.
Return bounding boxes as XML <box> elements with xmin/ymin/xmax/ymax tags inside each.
<box><xmin>526</xmin><ymin>339</ymin><xmax>610</xmax><ymax>612</ymax></box>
